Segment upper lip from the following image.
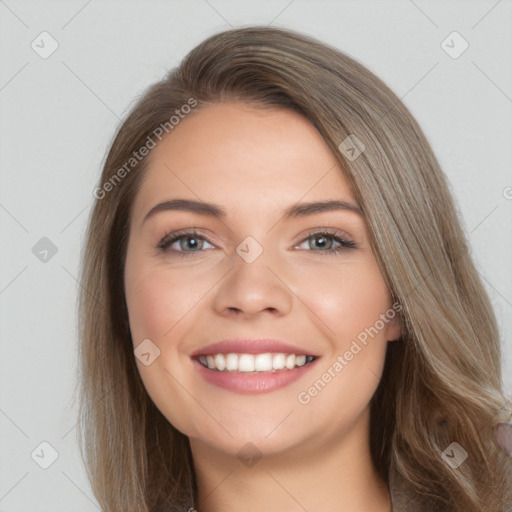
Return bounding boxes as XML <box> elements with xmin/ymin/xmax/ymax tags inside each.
<box><xmin>191</xmin><ymin>339</ymin><xmax>319</xmax><ymax>357</ymax></box>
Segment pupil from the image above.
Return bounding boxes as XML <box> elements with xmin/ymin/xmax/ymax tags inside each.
<box><xmin>315</xmin><ymin>236</ymin><xmax>328</xmax><ymax>249</ymax></box>
<box><xmin>185</xmin><ymin>237</ymin><xmax>198</xmax><ymax>250</ymax></box>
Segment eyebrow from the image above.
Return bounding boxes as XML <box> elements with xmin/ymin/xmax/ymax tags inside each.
<box><xmin>142</xmin><ymin>198</ymin><xmax>362</xmax><ymax>226</ymax></box>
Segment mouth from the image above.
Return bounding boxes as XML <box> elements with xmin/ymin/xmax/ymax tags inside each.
<box><xmin>195</xmin><ymin>352</ymin><xmax>318</xmax><ymax>373</ymax></box>
<box><xmin>191</xmin><ymin>338</ymin><xmax>321</xmax><ymax>393</ymax></box>
<box><xmin>191</xmin><ymin>339</ymin><xmax>321</xmax><ymax>394</ymax></box>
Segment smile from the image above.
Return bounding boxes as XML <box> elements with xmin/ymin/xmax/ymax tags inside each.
<box><xmin>192</xmin><ymin>353</ymin><xmax>320</xmax><ymax>394</ymax></box>
<box><xmin>197</xmin><ymin>352</ymin><xmax>317</xmax><ymax>373</ymax></box>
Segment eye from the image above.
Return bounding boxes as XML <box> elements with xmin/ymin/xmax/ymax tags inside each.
<box><xmin>296</xmin><ymin>230</ymin><xmax>357</xmax><ymax>254</ymax></box>
<box><xmin>156</xmin><ymin>228</ymin><xmax>357</xmax><ymax>258</ymax></box>
<box><xmin>157</xmin><ymin>229</ymin><xmax>215</xmax><ymax>256</ymax></box>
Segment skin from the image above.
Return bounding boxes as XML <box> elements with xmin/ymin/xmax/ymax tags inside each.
<box><xmin>124</xmin><ymin>101</ymin><xmax>401</xmax><ymax>512</ymax></box>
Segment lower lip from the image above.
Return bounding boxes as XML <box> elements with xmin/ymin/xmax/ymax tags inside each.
<box><xmin>192</xmin><ymin>358</ymin><xmax>319</xmax><ymax>394</ymax></box>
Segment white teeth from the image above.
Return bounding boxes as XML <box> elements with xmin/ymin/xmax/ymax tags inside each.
<box><xmin>214</xmin><ymin>353</ymin><xmax>226</xmax><ymax>371</ymax></box>
<box><xmin>296</xmin><ymin>355</ymin><xmax>306</xmax><ymax>367</ymax></box>
<box><xmin>272</xmin><ymin>353</ymin><xmax>286</xmax><ymax>370</ymax></box>
<box><xmin>285</xmin><ymin>354</ymin><xmax>295</xmax><ymax>369</ymax></box>
<box><xmin>225</xmin><ymin>353</ymin><xmax>238</xmax><ymax>371</ymax></box>
<box><xmin>254</xmin><ymin>353</ymin><xmax>273</xmax><ymax>371</ymax></box>
<box><xmin>238</xmin><ymin>354</ymin><xmax>255</xmax><ymax>372</ymax></box>
<box><xmin>198</xmin><ymin>352</ymin><xmax>315</xmax><ymax>372</ymax></box>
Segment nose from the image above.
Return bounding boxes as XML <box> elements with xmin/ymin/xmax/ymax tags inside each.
<box><xmin>212</xmin><ymin>248</ymin><xmax>293</xmax><ymax>319</ymax></box>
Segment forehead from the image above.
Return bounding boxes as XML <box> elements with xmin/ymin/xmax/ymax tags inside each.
<box><xmin>133</xmin><ymin>102</ymin><xmax>356</xmax><ymax>220</ymax></box>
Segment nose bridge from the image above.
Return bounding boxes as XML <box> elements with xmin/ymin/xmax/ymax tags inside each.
<box><xmin>213</xmin><ymin>234</ymin><xmax>293</xmax><ymax>316</ymax></box>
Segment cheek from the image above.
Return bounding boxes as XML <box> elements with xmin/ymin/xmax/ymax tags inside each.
<box><xmin>124</xmin><ymin>252</ymin><xmax>206</xmax><ymax>435</ymax></box>
<box><xmin>293</xmin><ymin>260</ymin><xmax>392</xmax><ymax>415</ymax></box>
<box><xmin>302</xmin><ymin>259</ymin><xmax>392</xmax><ymax>346</ymax></box>
<box><xmin>125</xmin><ymin>272</ymin><xmax>177</xmax><ymax>344</ymax></box>
<box><xmin>124</xmin><ymin>256</ymin><xmax>212</xmax><ymax>346</ymax></box>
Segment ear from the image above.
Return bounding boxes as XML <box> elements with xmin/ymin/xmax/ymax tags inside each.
<box><xmin>384</xmin><ymin>305</ymin><xmax>402</xmax><ymax>342</ymax></box>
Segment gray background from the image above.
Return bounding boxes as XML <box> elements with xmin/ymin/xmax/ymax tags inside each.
<box><xmin>1</xmin><ymin>0</ymin><xmax>511</xmax><ymax>510</ymax></box>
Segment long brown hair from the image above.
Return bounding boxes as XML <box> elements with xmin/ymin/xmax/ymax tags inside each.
<box><xmin>77</xmin><ymin>26</ymin><xmax>512</xmax><ymax>511</ymax></box>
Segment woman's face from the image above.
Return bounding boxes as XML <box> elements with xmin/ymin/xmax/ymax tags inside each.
<box><xmin>124</xmin><ymin>101</ymin><xmax>401</xmax><ymax>459</ymax></box>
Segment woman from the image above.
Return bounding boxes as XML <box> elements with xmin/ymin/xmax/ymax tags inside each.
<box><xmin>77</xmin><ymin>26</ymin><xmax>512</xmax><ymax>511</ymax></box>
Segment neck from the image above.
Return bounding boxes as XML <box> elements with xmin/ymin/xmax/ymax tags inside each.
<box><xmin>189</xmin><ymin>411</ymin><xmax>391</xmax><ymax>512</ymax></box>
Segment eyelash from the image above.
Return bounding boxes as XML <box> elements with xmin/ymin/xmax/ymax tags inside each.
<box><xmin>156</xmin><ymin>228</ymin><xmax>357</xmax><ymax>258</ymax></box>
